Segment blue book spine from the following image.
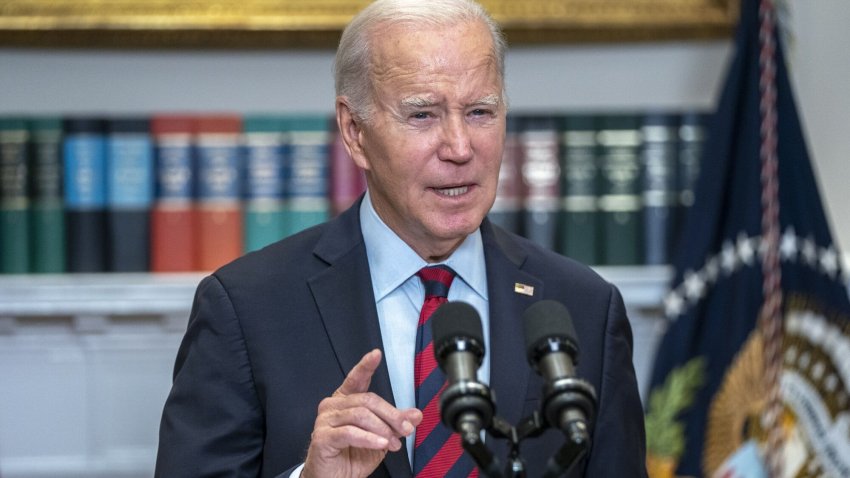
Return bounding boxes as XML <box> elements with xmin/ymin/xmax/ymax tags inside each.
<box><xmin>64</xmin><ymin>118</ymin><xmax>108</xmax><ymax>272</ymax></box>
<box><xmin>156</xmin><ymin>141</ymin><xmax>194</xmax><ymax>203</ymax></box>
<box><xmin>641</xmin><ymin>113</ymin><xmax>679</xmax><ymax>265</ymax></box>
<box><xmin>673</xmin><ymin>112</ymin><xmax>708</xmax><ymax>253</ymax></box>
<box><xmin>196</xmin><ymin>140</ymin><xmax>241</xmax><ymax>203</ymax></box>
<box><xmin>107</xmin><ymin>119</ymin><xmax>153</xmax><ymax>271</ymax></box>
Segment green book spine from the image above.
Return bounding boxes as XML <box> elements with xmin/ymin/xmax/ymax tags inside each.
<box><xmin>28</xmin><ymin>118</ymin><xmax>65</xmax><ymax>273</ymax></box>
<box><xmin>0</xmin><ymin>117</ymin><xmax>31</xmax><ymax>273</ymax></box>
<box><xmin>598</xmin><ymin>114</ymin><xmax>643</xmax><ymax>265</ymax></box>
<box><xmin>282</xmin><ymin>115</ymin><xmax>331</xmax><ymax>238</ymax></box>
<box><xmin>243</xmin><ymin>115</ymin><xmax>288</xmax><ymax>252</ymax></box>
<box><xmin>558</xmin><ymin>114</ymin><xmax>600</xmax><ymax>265</ymax></box>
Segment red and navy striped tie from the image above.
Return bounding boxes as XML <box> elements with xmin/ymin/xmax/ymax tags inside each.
<box><xmin>413</xmin><ymin>265</ymin><xmax>478</xmax><ymax>478</ymax></box>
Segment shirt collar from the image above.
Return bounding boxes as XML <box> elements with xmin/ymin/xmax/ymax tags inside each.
<box><xmin>360</xmin><ymin>190</ymin><xmax>488</xmax><ymax>302</ymax></box>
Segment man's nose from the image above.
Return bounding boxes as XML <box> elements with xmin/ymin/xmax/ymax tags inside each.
<box><xmin>438</xmin><ymin>115</ymin><xmax>473</xmax><ymax>163</ymax></box>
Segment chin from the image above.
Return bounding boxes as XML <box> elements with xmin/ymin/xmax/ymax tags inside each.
<box><xmin>432</xmin><ymin>215</ymin><xmax>484</xmax><ymax>239</ymax></box>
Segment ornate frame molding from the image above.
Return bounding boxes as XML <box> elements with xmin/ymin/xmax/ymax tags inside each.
<box><xmin>0</xmin><ymin>0</ymin><xmax>739</xmax><ymax>49</ymax></box>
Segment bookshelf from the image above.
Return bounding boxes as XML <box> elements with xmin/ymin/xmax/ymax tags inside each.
<box><xmin>0</xmin><ymin>266</ymin><xmax>669</xmax><ymax>319</ymax></box>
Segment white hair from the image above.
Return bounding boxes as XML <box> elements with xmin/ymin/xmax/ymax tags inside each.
<box><xmin>333</xmin><ymin>0</ymin><xmax>507</xmax><ymax>123</ymax></box>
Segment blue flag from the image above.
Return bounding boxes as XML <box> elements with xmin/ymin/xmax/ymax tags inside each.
<box><xmin>645</xmin><ymin>1</ymin><xmax>850</xmax><ymax>477</ymax></box>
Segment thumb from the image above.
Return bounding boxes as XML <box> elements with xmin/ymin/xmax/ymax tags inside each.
<box><xmin>335</xmin><ymin>348</ymin><xmax>382</xmax><ymax>397</ymax></box>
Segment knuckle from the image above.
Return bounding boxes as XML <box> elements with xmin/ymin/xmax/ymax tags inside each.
<box><xmin>358</xmin><ymin>392</ymin><xmax>378</xmax><ymax>408</ymax></box>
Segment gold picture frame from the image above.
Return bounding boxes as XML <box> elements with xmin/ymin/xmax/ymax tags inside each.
<box><xmin>0</xmin><ymin>0</ymin><xmax>739</xmax><ymax>49</ymax></box>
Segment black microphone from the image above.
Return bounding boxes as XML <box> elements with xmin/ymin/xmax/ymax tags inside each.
<box><xmin>431</xmin><ymin>301</ymin><xmax>495</xmax><ymax>445</ymax></box>
<box><xmin>522</xmin><ymin>300</ymin><xmax>596</xmax><ymax>448</ymax></box>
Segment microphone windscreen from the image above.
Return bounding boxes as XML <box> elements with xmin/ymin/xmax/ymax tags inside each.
<box><xmin>522</xmin><ymin>300</ymin><xmax>579</xmax><ymax>360</ymax></box>
<box><xmin>431</xmin><ymin>301</ymin><xmax>484</xmax><ymax>353</ymax></box>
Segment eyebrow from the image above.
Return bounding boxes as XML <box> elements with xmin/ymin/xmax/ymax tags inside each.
<box><xmin>400</xmin><ymin>96</ymin><xmax>436</xmax><ymax>108</ymax></box>
<box><xmin>399</xmin><ymin>94</ymin><xmax>502</xmax><ymax>108</ymax></box>
<box><xmin>473</xmin><ymin>94</ymin><xmax>501</xmax><ymax>106</ymax></box>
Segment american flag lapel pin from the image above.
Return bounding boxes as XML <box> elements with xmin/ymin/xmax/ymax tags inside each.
<box><xmin>514</xmin><ymin>283</ymin><xmax>534</xmax><ymax>296</ymax></box>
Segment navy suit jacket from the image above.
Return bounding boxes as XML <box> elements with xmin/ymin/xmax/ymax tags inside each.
<box><xmin>155</xmin><ymin>199</ymin><xmax>648</xmax><ymax>477</ymax></box>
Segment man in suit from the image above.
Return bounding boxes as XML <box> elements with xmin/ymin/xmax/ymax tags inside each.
<box><xmin>155</xmin><ymin>0</ymin><xmax>648</xmax><ymax>477</ymax></box>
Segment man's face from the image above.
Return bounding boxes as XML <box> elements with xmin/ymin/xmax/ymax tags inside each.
<box><xmin>340</xmin><ymin>19</ymin><xmax>506</xmax><ymax>261</ymax></box>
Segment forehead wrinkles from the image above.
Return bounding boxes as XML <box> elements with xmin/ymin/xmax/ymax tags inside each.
<box><xmin>367</xmin><ymin>21</ymin><xmax>502</xmax><ymax>100</ymax></box>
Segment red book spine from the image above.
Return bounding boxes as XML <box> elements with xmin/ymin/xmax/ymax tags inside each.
<box><xmin>151</xmin><ymin>115</ymin><xmax>197</xmax><ymax>272</ymax></box>
<box><xmin>195</xmin><ymin>115</ymin><xmax>244</xmax><ymax>271</ymax></box>
<box><xmin>151</xmin><ymin>207</ymin><xmax>196</xmax><ymax>271</ymax></box>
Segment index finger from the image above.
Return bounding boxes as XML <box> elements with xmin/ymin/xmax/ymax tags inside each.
<box><xmin>335</xmin><ymin>348</ymin><xmax>382</xmax><ymax>397</ymax></box>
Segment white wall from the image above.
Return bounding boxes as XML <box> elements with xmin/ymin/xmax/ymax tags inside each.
<box><xmin>0</xmin><ymin>0</ymin><xmax>846</xmax><ymax>254</ymax></box>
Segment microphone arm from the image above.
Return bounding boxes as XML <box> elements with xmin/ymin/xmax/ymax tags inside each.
<box><xmin>431</xmin><ymin>302</ymin><xmax>504</xmax><ymax>478</ymax></box>
<box><xmin>429</xmin><ymin>300</ymin><xmax>598</xmax><ymax>478</ymax></box>
<box><xmin>523</xmin><ymin>300</ymin><xmax>598</xmax><ymax>477</ymax></box>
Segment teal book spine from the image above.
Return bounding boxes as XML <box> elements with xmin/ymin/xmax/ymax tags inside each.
<box><xmin>598</xmin><ymin>114</ymin><xmax>643</xmax><ymax>265</ymax></box>
<box><xmin>243</xmin><ymin>115</ymin><xmax>288</xmax><ymax>252</ymax></box>
<box><xmin>558</xmin><ymin>114</ymin><xmax>600</xmax><ymax>265</ymax></box>
<box><xmin>0</xmin><ymin>117</ymin><xmax>31</xmax><ymax>273</ymax></box>
<box><xmin>28</xmin><ymin>117</ymin><xmax>65</xmax><ymax>273</ymax></box>
<box><xmin>282</xmin><ymin>116</ymin><xmax>330</xmax><ymax>237</ymax></box>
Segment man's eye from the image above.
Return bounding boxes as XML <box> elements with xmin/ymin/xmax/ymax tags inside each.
<box><xmin>411</xmin><ymin>112</ymin><xmax>431</xmax><ymax>120</ymax></box>
<box><xmin>470</xmin><ymin>108</ymin><xmax>492</xmax><ymax>117</ymax></box>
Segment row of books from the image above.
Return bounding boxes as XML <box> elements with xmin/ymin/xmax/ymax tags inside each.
<box><xmin>0</xmin><ymin>114</ymin><xmax>363</xmax><ymax>273</ymax></box>
<box><xmin>0</xmin><ymin>111</ymin><xmax>707</xmax><ymax>274</ymax></box>
<box><xmin>492</xmin><ymin>112</ymin><xmax>707</xmax><ymax>267</ymax></box>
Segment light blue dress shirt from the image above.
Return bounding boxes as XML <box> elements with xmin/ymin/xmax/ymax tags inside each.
<box><xmin>360</xmin><ymin>191</ymin><xmax>492</xmax><ymax>465</ymax></box>
<box><xmin>290</xmin><ymin>192</ymin><xmax>491</xmax><ymax>476</ymax></box>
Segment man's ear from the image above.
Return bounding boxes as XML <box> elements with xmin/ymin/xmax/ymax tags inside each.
<box><xmin>335</xmin><ymin>98</ymin><xmax>370</xmax><ymax>171</ymax></box>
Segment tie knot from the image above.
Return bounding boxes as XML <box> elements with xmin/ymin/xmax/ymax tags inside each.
<box><xmin>417</xmin><ymin>265</ymin><xmax>456</xmax><ymax>299</ymax></box>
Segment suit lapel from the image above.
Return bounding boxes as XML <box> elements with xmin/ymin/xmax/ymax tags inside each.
<box><xmin>307</xmin><ymin>202</ymin><xmax>412</xmax><ymax>478</ymax></box>
<box><xmin>481</xmin><ymin>221</ymin><xmax>542</xmax><ymax>459</ymax></box>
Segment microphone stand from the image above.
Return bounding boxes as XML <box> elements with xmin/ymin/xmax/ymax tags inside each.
<box><xmin>459</xmin><ymin>408</ymin><xmax>588</xmax><ymax>478</ymax></box>
<box><xmin>458</xmin><ymin>407</ymin><xmax>590</xmax><ymax>478</ymax></box>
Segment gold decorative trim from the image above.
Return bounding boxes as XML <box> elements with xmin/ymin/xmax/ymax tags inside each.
<box><xmin>0</xmin><ymin>0</ymin><xmax>739</xmax><ymax>49</ymax></box>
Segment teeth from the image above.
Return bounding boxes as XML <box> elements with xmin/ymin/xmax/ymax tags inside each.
<box><xmin>436</xmin><ymin>186</ymin><xmax>468</xmax><ymax>197</ymax></box>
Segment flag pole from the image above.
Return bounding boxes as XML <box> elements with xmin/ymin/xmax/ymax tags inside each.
<box><xmin>757</xmin><ymin>0</ymin><xmax>784</xmax><ymax>476</ymax></box>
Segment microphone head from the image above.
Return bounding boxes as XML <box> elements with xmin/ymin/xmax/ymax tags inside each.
<box><xmin>522</xmin><ymin>300</ymin><xmax>579</xmax><ymax>365</ymax></box>
<box><xmin>431</xmin><ymin>301</ymin><xmax>485</xmax><ymax>363</ymax></box>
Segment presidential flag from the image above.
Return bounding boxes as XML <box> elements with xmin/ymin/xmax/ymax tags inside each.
<box><xmin>645</xmin><ymin>0</ymin><xmax>850</xmax><ymax>477</ymax></box>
